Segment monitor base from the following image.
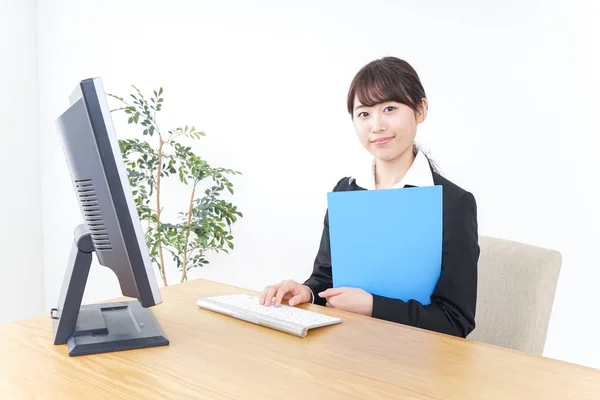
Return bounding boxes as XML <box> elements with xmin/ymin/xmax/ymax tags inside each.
<box><xmin>67</xmin><ymin>300</ymin><xmax>169</xmax><ymax>356</ymax></box>
<box><xmin>51</xmin><ymin>224</ymin><xmax>169</xmax><ymax>356</ymax></box>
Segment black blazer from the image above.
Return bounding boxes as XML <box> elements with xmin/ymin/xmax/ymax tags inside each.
<box><xmin>303</xmin><ymin>171</ymin><xmax>479</xmax><ymax>338</ymax></box>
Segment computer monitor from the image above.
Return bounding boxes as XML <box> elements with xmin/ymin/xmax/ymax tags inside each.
<box><xmin>50</xmin><ymin>77</ymin><xmax>169</xmax><ymax>356</ymax></box>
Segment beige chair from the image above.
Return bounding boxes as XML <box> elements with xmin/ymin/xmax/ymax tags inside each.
<box><xmin>467</xmin><ymin>236</ymin><xmax>562</xmax><ymax>355</ymax></box>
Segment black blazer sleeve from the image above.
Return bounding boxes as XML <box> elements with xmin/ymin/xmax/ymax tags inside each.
<box><xmin>304</xmin><ymin>180</ymin><xmax>479</xmax><ymax>338</ymax></box>
<box><xmin>303</xmin><ymin>179</ymin><xmax>346</xmax><ymax>306</ymax></box>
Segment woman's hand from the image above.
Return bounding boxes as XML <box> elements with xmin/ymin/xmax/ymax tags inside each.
<box><xmin>319</xmin><ymin>287</ymin><xmax>373</xmax><ymax>316</ymax></box>
<box><xmin>260</xmin><ymin>279</ymin><xmax>313</xmax><ymax>307</ymax></box>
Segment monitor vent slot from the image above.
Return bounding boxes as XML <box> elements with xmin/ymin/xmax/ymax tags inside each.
<box><xmin>75</xmin><ymin>179</ymin><xmax>113</xmax><ymax>251</ymax></box>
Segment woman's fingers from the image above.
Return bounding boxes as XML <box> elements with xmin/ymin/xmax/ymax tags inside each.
<box><xmin>274</xmin><ymin>282</ymin><xmax>295</xmax><ymax>307</ymax></box>
<box><xmin>319</xmin><ymin>287</ymin><xmax>345</xmax><ymax>298</ymax></box>
<box><xmin>260</xmin><ymin>283</ymin><xmax>280</xmax><ymax>305</ymax></box>
<box><xmin>260</xmin><ymin>280</ymin><xmax>303</xmax><ymax>306</ymax></box>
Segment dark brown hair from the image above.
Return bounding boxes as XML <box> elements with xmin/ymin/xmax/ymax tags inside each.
<box><xmin>347</xmin><ymin>57</ymin><xmax>427</xmax><ymax>117</ymax></box>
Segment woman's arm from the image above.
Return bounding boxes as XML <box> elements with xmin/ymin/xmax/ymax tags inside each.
<box><xmin>303</xmin><ymin>209</ymin><xmax>334</xmax><ymax>306</ymax></box>
<box><xmin>303</xmin><ymin>179</ymin><xmax>350</xmax><ymax>305</ymax></box>
<box><xmin>371</xmin><ymin>190</ymin><xmax>479</xmax><ymax>338</ymax></box>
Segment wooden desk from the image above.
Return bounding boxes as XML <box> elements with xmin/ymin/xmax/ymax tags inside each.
<box><xmin>1</xmin><ymin>279</ymin><xmax>599</xmax><ymax>399</ymax></box>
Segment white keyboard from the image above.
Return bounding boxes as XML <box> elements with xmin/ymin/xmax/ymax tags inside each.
<box><xmin>196</xmin><ymin>293</ymin><xmax>342</xmax><ymax>338</ymax></box>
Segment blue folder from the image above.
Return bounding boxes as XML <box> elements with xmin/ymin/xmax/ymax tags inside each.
<box><xmin>327</xmin><ymin>185</ymin><xmax>443</xmax><ymax>305</ymax></box>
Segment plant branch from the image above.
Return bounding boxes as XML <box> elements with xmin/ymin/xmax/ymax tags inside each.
<box><xmin>156</xmin><ymin>137</ymin><xmax>168</xmax><ymax>286</ymax></box>
<box><xmin>165</xmin><ymin>129</ymin><xmax>188</xmax><ymax>145</ymax></box>
<box><xmin>181</xmin><ymin>182</ymin><xmax>197</xmax><ymax>283</ymax></box>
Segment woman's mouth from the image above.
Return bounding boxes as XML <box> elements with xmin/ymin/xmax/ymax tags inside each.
<box><xmin>371</xmin><ymin>137</ymin><xmax>393</xmax><ymax>146</ymax></box>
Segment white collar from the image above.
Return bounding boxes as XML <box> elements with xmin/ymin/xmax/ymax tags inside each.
<box><xmin>349</xmin><ymin>150</ymin><xmax>435</xmax><ymax>190</ymax></box>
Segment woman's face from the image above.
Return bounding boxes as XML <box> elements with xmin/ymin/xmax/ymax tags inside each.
<box><xmin>352</xmin><ymin>96</ymin><xmax>427</xmax><ymax>162</ymax></box>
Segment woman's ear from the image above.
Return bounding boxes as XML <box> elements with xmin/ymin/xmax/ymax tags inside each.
<box><xmin>416</xmin><ymin>98</ymin><xmax>428</xmax><ymax>124</ymax></box>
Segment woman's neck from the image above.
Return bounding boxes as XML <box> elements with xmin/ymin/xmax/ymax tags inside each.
<box><xmin>374</xmin><ymin>146</ymin><xmax>415</xmax><ymax>189</ymax></box>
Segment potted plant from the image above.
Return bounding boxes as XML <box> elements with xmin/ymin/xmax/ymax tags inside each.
<box><xmin>108</xmin><ymin>86</ymin><xmax>243</xmax><ymax>286</ymax></box>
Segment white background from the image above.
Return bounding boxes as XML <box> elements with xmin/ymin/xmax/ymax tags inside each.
<box><xmin>0</xmin><ymin>0</ymin><xmax>44</xmax><ymax>324</ymax></box>
<box><xmin>2</xmin><ymin>0</ymin><xmax>599</xmax><ymax>369</ymax></box>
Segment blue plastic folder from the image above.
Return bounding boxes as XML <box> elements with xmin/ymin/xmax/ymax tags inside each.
<box><xmin>327</xmin><ymin>185</ymin><xmax>443</xmax><ymax>305</ymax></box>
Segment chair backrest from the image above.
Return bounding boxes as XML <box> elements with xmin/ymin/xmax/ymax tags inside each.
<box><xmin>468</xmin><ymin>236</ymin><xmax>562</xmax><ymax>355</ymax></box>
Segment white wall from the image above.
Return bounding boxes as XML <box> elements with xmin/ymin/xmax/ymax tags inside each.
<box><xmin>0</xmin><ymin>0</ymin><xmax>43</xmax><ymax>324</ymax></box>
<box><xmin>36</xmin><ymin>0</ymin><xmax>600</xmax><ymax>368</ymax></box>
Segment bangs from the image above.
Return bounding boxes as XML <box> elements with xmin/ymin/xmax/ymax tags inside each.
<box><xmin>347</xmin><ymin>57</ymin><xmax>425</xmax><ymax>116</ymax></box>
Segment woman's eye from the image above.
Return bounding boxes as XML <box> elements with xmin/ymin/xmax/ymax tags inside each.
<box><xmin>384</xmin><ymin>106</ymin><xmax>396</xmax><ymax>112</ymax></box>
<box><xmin>358</xmin><ymin>112</ymin><xmax>369</xmax><ymax>118</ymax></box>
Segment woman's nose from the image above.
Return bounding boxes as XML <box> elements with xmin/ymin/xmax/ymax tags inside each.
<box><xmin>371</xmin><ymin>115</ymin><xmax>385</xmax><ymax>132</ymax></box>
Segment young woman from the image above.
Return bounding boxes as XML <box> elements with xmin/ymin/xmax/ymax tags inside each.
<box><xmin>259</xmin><ymin>57</ymin><xmax>479</xmax><ymax>338</ymax></box>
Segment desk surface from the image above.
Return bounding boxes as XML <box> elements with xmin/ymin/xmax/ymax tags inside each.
<box><xmin>1</xmin><ymin>279</ymin><xmax>599</xmax><ymax>399</ymax></box>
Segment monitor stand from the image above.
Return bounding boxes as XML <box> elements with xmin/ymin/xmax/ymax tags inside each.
<box><xmin>51</xmin><ymin>224</ymin><xmax>169</xmax><ymax>356</ymax></box>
